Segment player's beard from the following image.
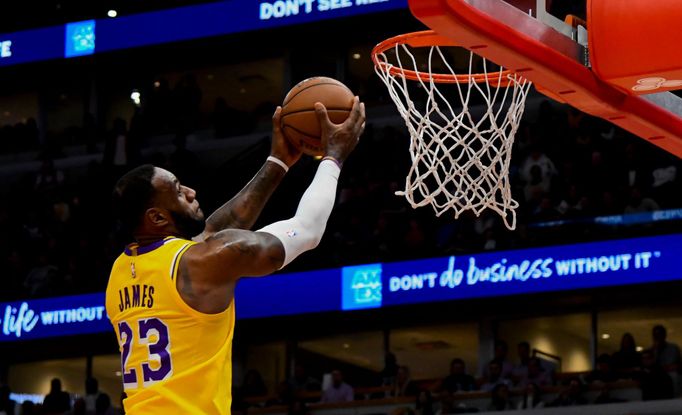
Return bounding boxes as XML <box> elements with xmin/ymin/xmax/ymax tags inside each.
<box><xmin>170</xmin><ymin>210</ymin><xmax>206</xmax><ymax>239</ymax></box>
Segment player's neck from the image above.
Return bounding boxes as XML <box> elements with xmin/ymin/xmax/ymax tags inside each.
<box><xmin>134</xmin><ymin>233</ymin><xmax>170</xmax><ymax>247</ymax></box>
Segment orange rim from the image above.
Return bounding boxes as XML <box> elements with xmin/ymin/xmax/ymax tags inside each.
<box><xmin>372</xmin><ymin>30</ymin><xmax>515</xmax><ymax>87</ymax></box>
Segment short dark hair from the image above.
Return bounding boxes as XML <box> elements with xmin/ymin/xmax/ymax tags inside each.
<box><xmin>653</xmin><ymin>325</ymin><xmax>667</xmax><ymax>337</ymax></box>
<box><xmin>596</xmin><ymin>353</ymin><xmax>611</xmax><ymax>365</ymax></box>
<box><xmin>450</xmin><ymin>358</ymin><xmax>465</xmax><ymax>367</ymax></box>
<box><xmin>114</xmin><ymin>165</ymin><xmax>157</xmax><ymax>236</ymax></box>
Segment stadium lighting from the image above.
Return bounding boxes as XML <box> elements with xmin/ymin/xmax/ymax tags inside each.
<box><xmin>130</xmin><ymin>90</ymin><xmax>141</xmax><ymax>106</ymax></box>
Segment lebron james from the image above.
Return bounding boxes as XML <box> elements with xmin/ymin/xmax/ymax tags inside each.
<box><xmin>105</xmin><ymin>98</ymin><xmax>365</xmax><ymax>414</ymax></box>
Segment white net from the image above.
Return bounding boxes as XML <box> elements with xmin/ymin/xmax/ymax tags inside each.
<box><xmin>374</xmin><ymin>40</ymin><xmax>532</xmax><ymax>230</ymax></box>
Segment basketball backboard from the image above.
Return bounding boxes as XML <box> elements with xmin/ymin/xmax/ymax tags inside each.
<box><xmin>407</xmin><ymin>0</ymin><xmax>682</xmax><ymax>157</ymax></box>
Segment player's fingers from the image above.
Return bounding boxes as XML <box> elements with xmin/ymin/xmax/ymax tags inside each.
<box><xmin>272</xmin><ymin>106</ymin><xmax>283</xmax><ymax>131</ymax></box>
<box><xmin>314</xmin><ymin>102</ymin><xmax>333</xmax><ymax>127</ymax></box>
<box><xmin>356</xmin><ymin>122</ymin><xmax>366</xmax><ymax>140</ymax></box>
<box><xmin>357</xmin><ymin>102</ymin><xmax>366</xmax><ymax>128</ymax></box>
<box><xmin>352</xmin><ymin>104</ymin><xmax>366</xmax><ymax>136</ymax></box>
<box><xmin>345</xmin><ymin>96</ymin><xmax>362</xmax><ymax>125</ymax></box>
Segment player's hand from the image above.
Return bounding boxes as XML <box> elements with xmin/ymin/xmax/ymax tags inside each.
<box><xmin>315</xmin><ymin>96</ymin><xmax>365</xmax><ymax>164</ymax></box>
<box><xmin>270</xmin><ymin>106</ymin><xmax>302</xmax><ymax>168</ymax></box>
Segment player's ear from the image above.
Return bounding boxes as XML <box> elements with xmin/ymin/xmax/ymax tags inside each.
<box><xmin>146</xmin><ymin>208</ymin><xmax>169</xmax><ymax>228</ymax></box>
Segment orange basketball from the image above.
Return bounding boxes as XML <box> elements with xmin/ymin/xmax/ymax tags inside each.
<box><xmin>281</xmin><ymin>77</ymin><xmax>355</xmax><ymax>157</ymax></box>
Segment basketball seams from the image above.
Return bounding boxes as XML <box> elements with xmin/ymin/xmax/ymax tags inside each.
<box><xmin>282</xmin><ymin>124</ymin><xmax>321</xmax><ymax>140</ymax></box>
<box><xmin>282</xmin><ymin>81</ymin><xmax>352</xmax><ymax>106</ymax></box>
<box><xmin>281</xmin><ymin>108</ymin><xmax>351</xmax><ymax>118</ymax></box>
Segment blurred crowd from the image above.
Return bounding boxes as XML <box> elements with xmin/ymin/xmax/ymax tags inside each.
<box><xmin>232</xmin><ymin>325</ymin><xmax>681</xmax><ymax>414</ymax></box>
<box><xmin>0</xmin><ymin>378</ymin><xmax>120</xmax><ymax>415</ymax></box>
<box><xmin>1</xmin><ymin>324</ymin><xmax>678</xmax><ymax>414</ymax></box>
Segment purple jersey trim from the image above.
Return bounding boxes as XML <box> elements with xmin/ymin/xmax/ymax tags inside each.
<box><xmin>124</xmin><ymin>237</ymin><xmax>179</xmax><ymax>256</ymax></box>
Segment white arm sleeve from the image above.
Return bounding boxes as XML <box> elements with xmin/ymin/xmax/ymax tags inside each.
<box><xmin>257</xmin><ymin>159</ymin><xmax>340</xmax><ymax>268</ymax></box>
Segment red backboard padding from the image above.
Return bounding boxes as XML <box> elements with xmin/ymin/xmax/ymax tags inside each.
<box><xmin>588</xmin><ymin>0</ymin><xmax>682</xmax><ymax>95</ymax></box>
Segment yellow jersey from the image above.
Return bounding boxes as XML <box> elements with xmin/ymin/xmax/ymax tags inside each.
<box><xmin>106</xmin><ymin>236</ymin><xmax>235</xmax><ymax>415</ymax></box>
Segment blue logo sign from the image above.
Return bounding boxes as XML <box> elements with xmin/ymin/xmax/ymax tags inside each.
<box><xmin>0</xmin><ymin>293</ymin><xmax>107</xmax><ymax>342</ymax></box>
<box><xmin>65</xmin><ymin>20</ymin><xmax>96</xmax><ymax>57</ymax></box>
<box><xmin>342</xmin><ymin>263</ymin><xmax>383</xmax><ymax>310</ymax></box>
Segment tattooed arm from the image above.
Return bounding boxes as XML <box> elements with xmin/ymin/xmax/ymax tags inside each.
<box><xmin>178</xmin><ymin>98</ymin><xmax>366</xmax><ymax>314</ymax></box>
<box><xmin>195</xmin><ymin>106</ymin><xmax>301</xmax><ymax>240</ymax></box>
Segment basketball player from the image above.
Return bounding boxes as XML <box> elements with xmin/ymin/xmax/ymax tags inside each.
<box><xmin>105</xmin><ymin>98</ymin><xmax>366</xmax><ymax>414</ymax></box>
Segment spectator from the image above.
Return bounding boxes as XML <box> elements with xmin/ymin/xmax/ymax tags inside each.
<box><xmin>390</xmin><ymin>366</ymin><xmax>419</xmax><ymax>397</ymax></box>
<box><xmin>103</xmin><ymin>118</ymin><xmax>130</xmax><ymax>173</ymax></box>
<box><xmin>68</xmin><ymin>398</ymin><xmax>86</xmax><ymax>415</ymax></box>
<box><xmin>637</xmin><ymin>349</ymin><xmax>674</xmax><ymax>401</ymax></box>
<box><xmin>651</xmin><ymin>160</ymin><xmax>678</xmax><ymax>207</ymax></box>
<box><xmin>84</xmin><ymin>377</ymin><xmax>101</xmax><ymax>412</ymax></box>
<box><xmin>612</xmin><ymin>333</ymin><xmax>642</xmax><ymax>378</ymax></box>
<box><xmin>441</xmin><ymin>358</ymin><xmax>476</xmax><ymax>393</ymax></box>
<box><xmin>523</xmin><ymin>165</ymin><xmax>550</xmax><ymax>203</ymax></box>
<box><xmin>488</xmin><ymin>384</ymin><xmax>513</xmax><ymax>411</ymax></box>
<box><xmin>24</xmin><ymin>251</ymin><xmax>61</xmax><ymax>297</ymax></box>
<box><xmin>380</xmin><ymin>352</ymin><xmax>399</xmax><ymax>386</ymax></box>
<box><xmin>624</xmin><ymin>186</ymin><xmax>659</xmax><ymax>214</ymax></box>
<box><xmin>168</xmin><ymin>133</ymin><xmax>200</xmax><ymax>186</ymax></box>
<box><xmin>651</xmin><ymin>324</ymin><xmax>681</xmax><ymax>374</ymax></box>
<box><xmin>172</xmin><ymin>73</ymin><xmax>203</xmax><ymax>135</ymax></box>
<box><xmin>266</xmin><ymin>382</ymin><xmax>293</xmax><ymax>407</ymax></box>
<box><xmin>593</xmin><ymin>383</ymin><xmax>626</xmax><ymax>405</ymax></box>
<box><xmin>241</xmin><ymin>370</ymin><xmax>268</xmax><ymax>397</ymax></box>
<box><xmin>321</xmin><ymin>370</ymin><xmax>353</xmax><ymax>403</ymax></box>
<box><xmin>484</xmin><ymin>341</ymin><xmax>513</xmax><ymax>380</ymax></box>
<box><xmin>512</xmin><ymin>342</ymin><xmax>532</xmax><ymax>381</ymax></box>
<box><xmin>34</xmin><ymin>158</ymin><xmax>65</xmax><ymax>195</ymax></box>
<box><xmin>518</xmin><ymin>358</ymin><xmax>552</xmax><ymax>388</ymax></box>
<box><xmin>288</xmin><ymin>399</ymin><xmax>310</xmax><ymax>415</ymax></box>
<box><xmin>517</xmin><ymin>383</ymin><xmax>545</xmax><ymax>410</ymax></box>
<box><xmin>550</xmin><ymin>378</ymin><xmax>587</xmax><ymax>407</ymax></box>
<box><xmin>43</xmin><ymin>378</ymin><xmax>71</xmax><ymax>414</ymax></box>
<box><xmin>95</xmin><ymin>393</ymin><xmax>118</xmax><ymax>415</ymax></box>
<box><xmin>21</xmin><ymin>401</ymin><xmax>38</xmax><ymax>415</ymax></box>
<box><xmin>0</xmin><ymin>385</ymin><xmax>16</xmax><ymax>415</ymax></box>
<box><xmin>415</xmin><ymin>391</ymin><xmax>434</xmax><ymax>415</ymax></box>
<box><xmin>480</xmin><ymin>360</ymin><xmax>512</xmax><ymax>392</ymax></box>
<box><xmin>520</xmin><ymin>146</ymin><xmax>557</xmax><ymax>196</ymax></box>
<box><xmin>288</xmin><ymin>364</ymin><xmax>321</xmax><ymax>393</ymax></box>
<box><xmin>586</xmin><ymin>354</ymin><xmax>618</xmax><ymax>384</ymax></box>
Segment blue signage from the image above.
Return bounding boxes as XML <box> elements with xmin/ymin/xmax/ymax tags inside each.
<box><xmin>342</xmin><ymin>263</ymin><xmax>382</xmax><ymax>310</ymax></box>
<box><xmin>236</xmin><ymin>233</ymin><xmax>682</xmax><ymax>317</ymax></box>
<box><xmin>2</xmin><ymin>234</ymin><xmax>682</xmax><ymax>341</ymax></box>
<box><xmin>531</xmin><ymin>208</ymin><xmax>682</xmax><ymax>228</ymax></box>
<box><xmin>377</xmin><ymin>235</ymin><xmax>675</xmax><ymax>308</ymax></box>
<box><xmin>65</xmin><ymin>20</ymin><xmax>96</xmax><ymax>58</ymax></box>
<box><xmin>0</xmin><ymin>293</ymin><xmax>107</xmax><ymax>342</ymax></box>
<box><xmin>0</xmin><ymin>26</ymin><xmax>64</xmax><ymax>66</ymax></box>
<box><xmin>0</xmin><ymin>0</ymin><xmax>408</xmax><ymax>67</ymax></box>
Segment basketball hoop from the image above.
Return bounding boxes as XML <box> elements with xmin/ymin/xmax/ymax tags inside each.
<box><xmin>372</xmin><ymin>30</ymin><xmax>532</xmax><ymax>230</ymax></box>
